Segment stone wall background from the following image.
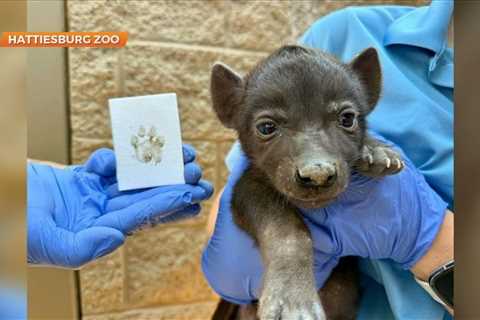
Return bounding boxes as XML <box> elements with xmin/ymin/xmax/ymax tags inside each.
<box><xmin>67</xmin><ymin>1</ymin><xmax>427</xmax><ymax>319</ymax></box>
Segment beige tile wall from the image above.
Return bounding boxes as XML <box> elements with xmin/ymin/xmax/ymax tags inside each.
<box><xmin>67</xmin><ymin>0</ymin><xmax>427</xmax><ymax>318</ymax></box>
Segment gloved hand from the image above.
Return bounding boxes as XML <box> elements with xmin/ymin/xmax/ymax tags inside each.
<box><xmin>302</xmin><ymin>147</ymin><xmax>448</xmax><ymax>270</ymax></box>
<box><xmin>202</xmin><ymin>136</ymin><xmax>448</xmax><ymax>304</ymax></box>
<box><xmin>28</xmin><ymin>145</ymin><xmax>213</xmax><ymax>268</ymax></box>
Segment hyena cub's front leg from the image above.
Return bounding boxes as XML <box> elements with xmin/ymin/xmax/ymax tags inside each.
<box><xmin>232</xmin><ymin>172</ymin><xmax>326</xmax><ymax>320</ymax></box>
<box><xmin>355</xmin><ymin>135</ymin><xmax>404</xmax><ymax>177</ymax></box>
<box><xmin>257</xmin><ymin>220</ymin><xmax>325</xmax><ymax>320</ymax></box>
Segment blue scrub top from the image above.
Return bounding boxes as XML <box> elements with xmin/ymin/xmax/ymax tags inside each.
<box><xmin>298</xmin><ymin>1</ymin><xmax>453</xmax><ymax>319</ymax></box>
<box><xmin>226</xmin><ymin>1</ymin><xmax>453</xmax><ymax>319</ymax></box>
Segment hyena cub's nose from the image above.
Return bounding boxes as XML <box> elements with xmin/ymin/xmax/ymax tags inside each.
<box><xmin>296</xmin><ymin>162</ymin><xmax>337</xmax><ymax>188</ymax></box>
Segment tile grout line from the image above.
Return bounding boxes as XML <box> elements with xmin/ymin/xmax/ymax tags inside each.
<box><xmin>287</xmin><ymin>0</ymin><xmax>296</xmax><ymax>44</ymax></box>
<box><xmin>74</xmin><ymin>136</ymin><xmax>236</xmax><ymax>143</ymax></box>
<box><xmin>83</xmin><ymin>299</ymin><xmax>220</xmax><ymax>317</ymax></box>
<box><xmin>127</xmin><ymin>39</ymin><xmax>269</xmax><ymax>58</ymax></box>
<box><xmin>121</xmin><ymin>245</ymin><xmax>129</xmax><ymax>306</ymax></box>
<box><xmin>224</xmin><ymin>0</ymin><xmax>232</xmax><ymax>49</ymax></box>
<box><xmin>115</xmin><ymin>48</ymin><xmax>130</xmax><ymax>306</ymax></box>
<box><xmin>115</xmin><ymin>48</ymin><xmax>125</xmax><ymax>98</ymax></box>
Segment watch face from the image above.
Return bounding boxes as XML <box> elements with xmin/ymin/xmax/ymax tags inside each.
<box><xmin>431</xmin><ymin>265</ymin><xmax>454</xmax><ymax>308</ymax></box>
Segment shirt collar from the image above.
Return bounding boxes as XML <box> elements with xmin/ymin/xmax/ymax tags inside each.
<box><xmin>384</xmin><ymin>0</ymin><xmax>453</xmax><ymax>88</ymax></box>
<box><xmin>383</xmin><ymin>0</ymin><xmax>453</xmax><ymax>54</ymax></box>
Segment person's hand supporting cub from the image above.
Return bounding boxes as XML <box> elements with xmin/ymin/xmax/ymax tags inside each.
<box><xmin>28</xmin><ymin>144</ymin><xmax>213</xmax><ymax>268</ymax></box>
<box><xmin>202</xmin><ymin>136</ymin><xmax>449</xmax><ymax>304</ymax></box>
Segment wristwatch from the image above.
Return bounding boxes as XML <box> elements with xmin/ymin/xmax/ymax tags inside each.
<box><xmin>415</xmin><ymin>260</ymin><xmax>454</xmax><ymax>309</ymax></box>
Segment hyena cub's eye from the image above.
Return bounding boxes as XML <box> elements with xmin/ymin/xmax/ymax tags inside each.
<box><xmin>338</xmin><ymin>110</ymin><xmax>358</xmax><ymax>131</ymax></box>
<box><xmin>256</xmin><ymin>120</ymin><xmax>277</xmax><ymax>138</ymax></box>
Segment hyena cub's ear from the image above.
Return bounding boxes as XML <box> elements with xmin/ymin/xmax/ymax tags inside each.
<box><xmin>350</xmin><ymin>47</ymin><xmax>382</xmax><ymax>112</ymax></box>
<box><xmin>210</xmin><ymin>62</ymin><xmax>243</xmax><ymax>129</ymax></box>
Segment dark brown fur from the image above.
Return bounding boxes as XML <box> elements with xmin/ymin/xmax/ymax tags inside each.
<box><xmin>210</xmin><ymin>45</ymin><xmax>403</xmax><ymax>320</ymax></box>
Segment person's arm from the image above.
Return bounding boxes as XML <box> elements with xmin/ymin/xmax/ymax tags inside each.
<box><xmin>411</xmin><ymin>211</ymin><xmax>453</xmax><ymax>281</ymax></box>
<box><xmin>411</xmin><ymin>210</ymin><xmax>454</xmax><ymax>315</ymax></box>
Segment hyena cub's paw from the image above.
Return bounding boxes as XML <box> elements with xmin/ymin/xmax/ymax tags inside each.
<box><xmin>259</xmin><ymin>284</ymin><xmax>326</xmax><ymax>320</ymax></box>
<box><xmin>356</xmin><ymin>143</ymin><xmax>404</xmax><ymax>177</ymax></box>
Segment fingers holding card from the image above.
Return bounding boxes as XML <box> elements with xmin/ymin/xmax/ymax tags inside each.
<box><xmin>109</xmin><ymin>93</ymin><xmax>185</xmax><ymax>191</ymax></box>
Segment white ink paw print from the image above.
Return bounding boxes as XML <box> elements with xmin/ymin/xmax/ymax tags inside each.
<box><xmin>131</xmin><ymin>125</ymin><xmax>165</xmax><ymax>165</ymax></box>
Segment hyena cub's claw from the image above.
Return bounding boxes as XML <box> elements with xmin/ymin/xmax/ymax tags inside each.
<box><xmin>394</xmin><ymin>158</ymin><xmax>404</xmax><ymax>170</ymax></box>
<box><xmin>356</xmin><ymin>144</ymin><xmax>404</xmax><ymax>177</ymax></box>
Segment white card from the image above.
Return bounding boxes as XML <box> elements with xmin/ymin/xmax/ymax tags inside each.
<box><xmin>109</xmin><ymin>93</ymin><xmax>185</xmax><ymax>191</ymax></box>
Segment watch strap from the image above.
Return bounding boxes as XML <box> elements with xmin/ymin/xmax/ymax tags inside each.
<box><xmin>414</xmin><ymin>276</ymin><xmax>448</xmax><ymax>307</ymax></box>
<box><xmin>414</xmin><ymin>260</ymin><xmax>454</xmax><ymax>309</ymax></box>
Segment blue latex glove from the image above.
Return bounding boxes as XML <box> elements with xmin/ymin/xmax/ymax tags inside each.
<box><xmin>202</xmin><ymin>138</ymin><xmax>448</xmax><ymax>304</ymax></box>
<box><xmin>301</xmin><ymin>136</ymin><xmax>448</xmax><ymax>270</ymax></box>
<box><xmin>28</xmin><ymin>145</ymin><xmax>213</xmax><ymax>268</ymax></box>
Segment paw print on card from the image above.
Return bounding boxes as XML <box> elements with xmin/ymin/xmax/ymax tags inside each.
<box><xmin>131</xmin><ymin>125</ymin><xmax>166</xmax><ymax>165</ymax></box>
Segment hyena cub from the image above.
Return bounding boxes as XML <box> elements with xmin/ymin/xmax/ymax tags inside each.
<box><xmin>210</xmin><ymin>45</ymin><xmax>403</xmax><ymax>320</ymax></box>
